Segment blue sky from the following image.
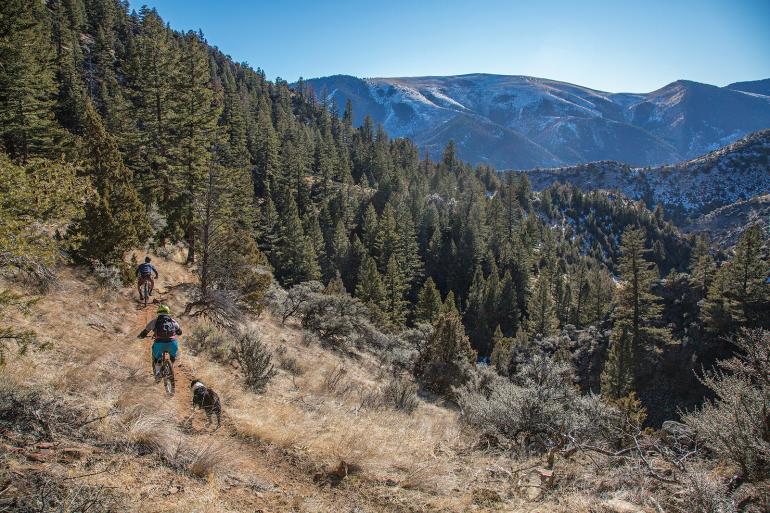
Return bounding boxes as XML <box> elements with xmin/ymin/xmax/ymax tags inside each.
<box><xmin>129</xmin><ymin>0</ymin><xmax>770</xmax><ymax>92</ymax></box>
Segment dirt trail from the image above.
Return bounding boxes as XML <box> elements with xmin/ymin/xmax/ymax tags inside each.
<box><xmin>123</xmin><ymin>279</ymin><xmax>415</xmax><ymax>513</ymax></box>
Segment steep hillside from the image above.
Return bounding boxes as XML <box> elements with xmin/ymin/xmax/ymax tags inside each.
<box><xmin>0</xmin><ymin>254</ymin><xmax>661</xmax><ymax>513</ymax></box>
<box><xmin>524</xmin><ymin>129</ymin><xmax>770</xmax><ymax>223</ymax></box>
<box><xmin>303</xmin><ymin>74</ymin><xmax>770</xmax><ymax>169</ymax></box>
<box><xmin>687</xmin><ymin>194</ymin><xmax>770</xmax><ymax>246</ymax></box>
<box><xmin>0</xmin><ymin>255</ymin><xmax>488</xmax><ymax>512</ymax></box>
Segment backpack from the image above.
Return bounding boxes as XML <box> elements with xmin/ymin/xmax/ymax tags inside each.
<box><xmin>155</xmin><ymin>315</ymin><xmax>177</xmax><ymax>339</ymax></box>
<box><xmin>138</xmin><ymin>263</ymin><xmax>154</xmax><ymax>277</ymax></box>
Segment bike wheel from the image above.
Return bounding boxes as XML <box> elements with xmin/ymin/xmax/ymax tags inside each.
<box><xmin>143</xmin><ymin>282</ymin><xmax>149</xmax><ymax>307</ymax></box>
<box><xmin>162</xmin><ymin>360</ymin><xmax>175</xmax><ymax>396</ymax></box>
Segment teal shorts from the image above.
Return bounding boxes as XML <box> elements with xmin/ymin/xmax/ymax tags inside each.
<box><xmin>152</xmin><ymin>340</ymin><xmax>179</xmax><ymax>360</ymax></box>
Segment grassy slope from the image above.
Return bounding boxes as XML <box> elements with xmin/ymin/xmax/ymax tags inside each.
<box><xmin>0</xmin><ymin>252</ymin><xmax>631</xmax><ymax>512</ymax></box>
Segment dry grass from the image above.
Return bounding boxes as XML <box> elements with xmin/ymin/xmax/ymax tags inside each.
<box><xmin>0</xmin><ymin>251</ymin><xmax>671</xmax><ymax>513</ymax></box>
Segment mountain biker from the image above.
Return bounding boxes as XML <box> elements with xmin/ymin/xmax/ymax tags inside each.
<box><xmin>138</xmin><ymin>304</ymin><xmax>182</xmax><ymax>381</ymax></box>
<box><xmin>136</xmin><ymin>256</ymin><xmax>159</xmax><ymax>300</ymax></box>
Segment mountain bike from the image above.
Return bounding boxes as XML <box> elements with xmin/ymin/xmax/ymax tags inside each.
<box><xmin>157</xmin><ymin>351</ymin><xmax>175</xmax><ymax>396</ymax></box>
<box><xmin>142</xmin><ymin>279</ymin><xmax>150</xmax><ymax>307</ymax></box>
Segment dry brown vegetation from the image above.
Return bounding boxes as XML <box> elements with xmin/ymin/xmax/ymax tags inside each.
<box><xmin>1</xmin><ymin>251</ymin><xmax>760</xmax><ymax>512</ymax></box>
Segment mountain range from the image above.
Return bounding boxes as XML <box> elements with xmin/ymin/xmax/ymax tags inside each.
<box><xmin>525</xmin><ymin>129</ymin><xmax>770</xmax><ymax>230</ymax></box>
<box><xmin>303</xmin><ymin>74</ymin><xmax>770</xmax><ymax>170</ymax></box>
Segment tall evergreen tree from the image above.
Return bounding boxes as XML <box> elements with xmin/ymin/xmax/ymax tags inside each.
<box><xmin>75</xmin><ymin>102</ymin><xmax>149</xmax><ymax>265</ymax></box>
<box><xmin>169</xmin><ymin>31</ymin><xmax>221</xmax><ymax>263</ymax></box>
<box><xmin>610</xmin><ymin>227</ymin><xmax>671</xmax><ymax>380</ymax></box>
<box><xmin>527</xmin><ymin>270</ymin><xmax>558</xmax><ymax>338</ymax></box>
<box><xmin>415</xmin><ymin>278</ymin><xmax>443</xmax><ymax>325</ymax></box>
<box><xmin>0</xmin><ymin>0</ymin><xmax>62</xmax><ymax>162</ymax></box>
<box><xmin>601</xmin><ymin>326</ymin><xmax>635</xmax><ymax>400</ymax></box>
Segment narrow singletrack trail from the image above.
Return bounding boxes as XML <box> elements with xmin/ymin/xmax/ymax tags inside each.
<box><xmin>127</xmin><ymin>283</ymin><xmax>416</xmax><ymax>513</ymax></box>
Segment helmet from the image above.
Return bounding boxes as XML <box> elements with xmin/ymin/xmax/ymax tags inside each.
<box><xmin>145</xmin><ymin>256</ymin><xmax>151</xmax><ymax>263</ymax></box>
<box><xmin>156</xmin><ymin>304</ymin><xmax>171</xmax><ymax>315</ymax></box>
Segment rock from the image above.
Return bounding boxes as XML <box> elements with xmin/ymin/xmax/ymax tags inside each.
<box><xmin>517</xmin><ymin>467</ymin><xmax>555</xmax><ymax>501</ymax></box>
<box><xmin>662</xmin><ymin>420</ymin><xmax>694</xmax><ymax>441</ymax></box>
<box><xmin>602</xmin><ymin>498</ymin><xmax>645</xmax><ymax>513</ymax></box>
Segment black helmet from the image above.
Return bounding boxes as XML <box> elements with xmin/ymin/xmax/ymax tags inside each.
<box><xmin>145</xmin><ymin>256</ymin><xmax>151</xmax><ymax>263</ymax></box>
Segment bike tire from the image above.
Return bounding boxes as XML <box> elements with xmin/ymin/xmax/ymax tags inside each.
<box><xmin>143</xmin><ymin>282</ymin><xmax>149</xmax><ymax>307</ymax></box>
<box><xmin>162</xmin><ymin>360</ymin><xmax>175</xmax><ymax>396</ymax></box>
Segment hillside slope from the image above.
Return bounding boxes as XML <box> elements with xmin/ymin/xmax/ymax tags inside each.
<box><xmin>525</xmin><ymin>129</ymin><xmax>770</xmax><ymax>222</ymax></box>
<box><xmin>3</xmin><ymin>253</ymin><xmax>597</xmax><ymax>513</ymax></box>
<box><xmin>303</xmin><ymin>74</ymin><xmax>770</xmax><ymax>169</ymax></box>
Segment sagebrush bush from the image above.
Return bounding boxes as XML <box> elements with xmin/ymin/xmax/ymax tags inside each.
<box><xmin>187</xmin><ymin>322</ymin><xmax>231</xmax><ymax>362</ymax></box>
<box><xmin>91</xmin><ymin>261</ymin><xmax>123</xmax><ymax>290</ymax></box>
<box><xmin>274</xmin><ymin>281</ymin><xmax>323</xmax><ymax>324</ymax></box>
<box><xmin>382</xmin><ymin>375</ymin><xmax>419</xmax><ymax>413</ymax></box>
<box><xmin>301</xmin><ymin>292</ymin><xmax>370</xmax><ymax>349</ymax></box>
<box><xmin>231</xmin><ymin>330</ymin><xmax>277</xmax><ymax>393</ymax></box>
<box><xmin>661</xmin><ymin>470</ymin><xmax>738</xmax><ymax>513</ymax></box>
<box><xmin>457</xmin><ymin>354</ymin><xmax>618</xmax><ymax>454</ymax></box>
<box><xmin>683</xmin><ymin>329</ymin><xmax>770</xmax><ymax>481</ymax></box>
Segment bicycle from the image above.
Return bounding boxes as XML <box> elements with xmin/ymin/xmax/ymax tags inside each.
<box><xmin>158</xmin><ymin>351</ymin><xmax>175</xmax><ymax>396</ymax></box>
<box><xmin>142</xmin><ymin>279</ymin><xmax>150</xmax><ymax>307</ymax></box>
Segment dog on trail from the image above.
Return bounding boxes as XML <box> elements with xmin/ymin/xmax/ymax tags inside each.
<box><xmin>190</xmin><ymin>379</ymin><xmax>221</xmax><ymax>429</ymax></box>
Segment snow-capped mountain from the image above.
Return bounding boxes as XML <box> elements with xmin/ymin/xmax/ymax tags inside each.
<box><xmin>525</xmin><ymin>129</ymin><xmax>770</xmax><ymax>221</ymax></box>
<box><xmin>302</xmin><ymin>74</ymin><xmax>770</xmax><ymax>170</ymax></box>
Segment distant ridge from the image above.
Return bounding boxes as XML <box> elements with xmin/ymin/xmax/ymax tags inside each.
<box><xmin>302</xmin><ymin>74</ymin><xmax>770</xmax><ymax>169</ymax></box>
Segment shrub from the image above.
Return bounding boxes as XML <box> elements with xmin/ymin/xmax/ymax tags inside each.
<box><xmin>457</xmin><ymin>354</ymin><xmax>616</xmax><ymax>454</ymax></box>
<box><xmin>683</xmin><ymin>329</ymin><xmax>770</xmax><ymax>481</ymax></box>
<box><xmin>188</xmin><ymin>442</ymin><xmax>232</xmax><ymax>478</ymax></box>
<box><xmin>301</xmin><ymin>292</ymin><xmax>370</xmax><ymax>349</ymax></box>
<box><xmin>231</xmin><ymin>330</ymin><xmax>277</xmax><ymax>393</ymax></box>
<box><xmin>382</xmin><ymin>375</ymin><xmax>419</xmax><ymax>413</ymax></box>
<box><xmin>187</xmin><ymin>322</ymin><xmax>231</xmax><ymax>362</ymax></box>
<box><xmin>91</xmin><ymin>260</ymin><xmax>125</xmax><ymax>290</ymax></box>
<box><xmin>275</xmin><ymin>345</ymin><xmax>304</xmax><ymax>376</ymax></box>
<box><xmin>275</xmin><ymin>281</ymin><xmax>323</xmax><ymax>324</ymax></box>
<box><xmin>320</xmin><ymin>365</ymin><xmax>349</xmax><ymax>395</ymax></box>
<box><xmin>661</xmin><ymin>470</ymin><xmax>738</xmax><ymax>513</ymax></box>
<box><xmin>415</xmin><ymin>311</ymin><xmax>475</xmax><ymax>397</ymax></box>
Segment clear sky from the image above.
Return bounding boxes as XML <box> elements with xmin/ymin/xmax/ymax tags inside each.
<box><xmin>128</xmin><ymin>0</ymin><xmax>770</xmax><ymax>93</ymax></box>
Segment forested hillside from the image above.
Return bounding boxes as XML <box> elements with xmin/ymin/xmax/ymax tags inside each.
<box><xmin>1</xmin><ymin>2</ymin><xmax>770</xmax><ymax>511</ymax></box>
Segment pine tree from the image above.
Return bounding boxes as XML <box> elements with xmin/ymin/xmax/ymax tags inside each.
<box><xmin>415</xmin><ymin>278</ymin><xmax>443</xmax><ymax>325</ymax></box>
<box><xmin>527</xmin><ymin>271</ymin><xmax>558</xmax><ymax>338</ymax></box>
<box><xmin>129</xmin><ymin>7</ymin><xmax>177</xmax><ymax>201</ymax></box>
<box><xmin>382</xmin><ymin>255</ymin><xmax>408</xmax><ymax>326</ymax></box>
<box><xmin>464</xmin><ymin>266</ymin><xmax>488</xmax><ymax>350</ymax></box>
<box><xmin>571</xmin><ymin>260</ymin><xmax>590</xmax><ymax>328</ymax></box>
<box><xmin>689</xmin><ymin>234</ymin><xmax>715</xmax><ymax>298</ymax></box>
<box><xmin>490</xmin><ymin>325</ymin><xmax>513</xmax><ymax>375</ymax></box>
<box><xmin>588</xmin><ymin>265</ymin><xmax>613</xmax><ymax>326</ymax></box>
<box><xmin>169</xmin><ymin>31</ymin><xmax>221</xmax><ymax>263</ymax></box>
<box><xmin>75</xmin><ymin>102</ymin><xmax>149</xmax><ymax>266</ymax></box>
<box><xmin>416</xmin><ymin>309</ymin><xmax>476</xmax><ymax>396</ymax></box>
<box><xmin>702</xmin><ymin>226</ymin><xmax>769</xmax><ymax>331</ymax></box>
<box><xmin>373</xmin><ymin>202</ymin><xmax>399</xmax><ymax>270</ymax></box>
<box><xmin>498</xmin><ymin>271</ymin><xmax>520</xmax><ymax>336</ymax></box>
<box><xmin>0</xmin><ymin>0</ymin><xmax>62</xmax><ymax>162</ymax></box>
<box><xmin>251</xmin><ymin>95</ymin><xmax>279</xmax><ymax>196</ymax></box>
<box><xmin>355</xmin><ymin>253</ymin><xmax>385</xmax><ymax>316</ymax></box>
<box><xmin>611</xmin><ymin>227</ymin><xmax>671</xmax><ymax>379</ymax></box>
<box><xmin>601</xmin><ymin>326</ymin><xmax>635</xmax><ymax>400</ymax></box>
<box><xmin>728</xmin><ymin>225</ymin><xmax>769</xmax><ymax>326</ymax></box>
<box><xmin>273</xmin><ymin>192</ymin><xmax>319</xmax><ymax>285</ymax></box>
